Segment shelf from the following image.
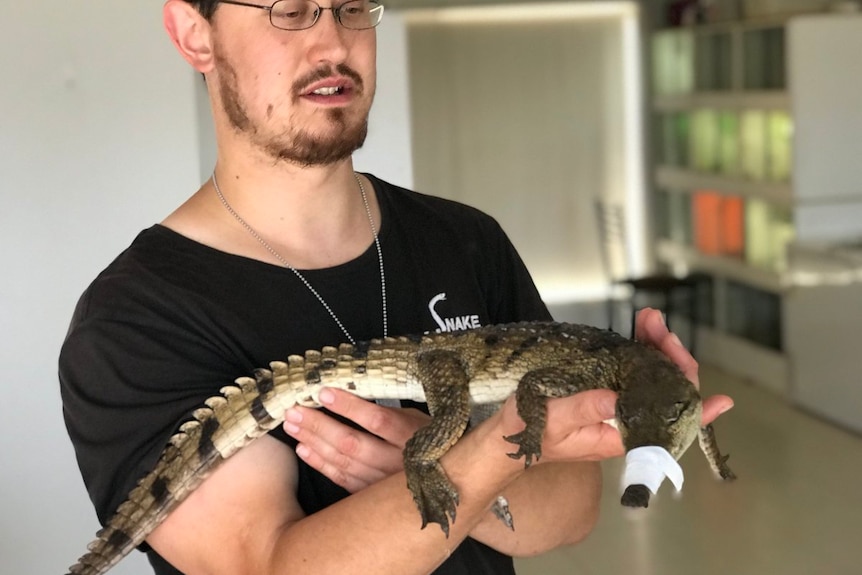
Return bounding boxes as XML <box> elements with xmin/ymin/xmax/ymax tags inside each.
<box><xmin>656</xmin><ymin>239</ymin><xmax>788</xmax><ymax>293</ymax></box>
<box><xmin>695</xmin><ymin>326</ymin><xmax>790</xmax><ymax>397</ymax></box>
<box><xmin>655</xmin><ymin>15</ymin><xmax>792</xmax><ymax>36</ymax></box>
<box><xmin>655</xmin><ymin>165</ymin><xmax>794</xmax><ymax>206</ymax></box>
<box><xmin>653</xmin><ymin>91</ymin><xmax>790</xmax><ymax>112</ymax></box>
<box><xmin>650</xmin><ymin>15</ymin><xmax>862</xmax><ymax>400</ymax></box>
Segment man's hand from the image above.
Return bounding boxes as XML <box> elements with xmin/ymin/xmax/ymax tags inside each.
<box><xmin>634</xmin><ymin>307</ymin><xmax>734</xmax><ymax>425</ymax></box>
<box><xmin>284</xmin><ymin>390</ymin><xmax>430</xmax><ymax>492</ymax></box>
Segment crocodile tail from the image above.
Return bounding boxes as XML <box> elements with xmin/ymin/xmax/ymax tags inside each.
<box><xmin>66</xmin><ymin>367</ymin><xmax>295</xmax><ymax>575</ymax></box>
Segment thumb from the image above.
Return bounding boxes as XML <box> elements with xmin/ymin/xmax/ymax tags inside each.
<box><xmin>546</xmin><ymin>389</ymin><xmax>618</xmax><ymax>427</ymax></box>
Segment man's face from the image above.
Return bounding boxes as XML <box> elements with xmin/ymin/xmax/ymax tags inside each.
<box><xmin>208</xmin><ymin>3</ymin><xmax>377</xmax><ymax>166</ymax></box>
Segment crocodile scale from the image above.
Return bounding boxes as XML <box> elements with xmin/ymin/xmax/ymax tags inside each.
<box><xmin>65</xmin><ymin>321</ymin><xmax>735</xmax><ymax>575</ymax></box>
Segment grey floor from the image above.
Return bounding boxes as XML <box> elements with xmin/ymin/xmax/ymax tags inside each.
<box><xmin>516</xmin><ymin>364</ymin><xmax>862</xmax><ymax>575</ymax></box>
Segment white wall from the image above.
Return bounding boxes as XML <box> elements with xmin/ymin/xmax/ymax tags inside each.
<box><xmin>1</xmin><ymin>2</ymin><xmax>198</xmax><ymax>574</ymax></box>
<box><xmin>355</xmin><ymin>12</ymin><xmax>415</xmax><ymax>187</ymax></box>
<box><xmin>405</xmin><ymin>4</ymin><xmax>643</xmax><ymax>304</ymax></box>
<box><xmin>0</xmin><ymin>4</ymin><xmax>411</xmax><ymax>574</ymax></box>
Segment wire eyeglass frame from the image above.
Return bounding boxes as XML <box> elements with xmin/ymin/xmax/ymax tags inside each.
<box><xmin>218</xmin><ymin>0</ymin><xmax>385</xmax><ymax>31</ymax></box>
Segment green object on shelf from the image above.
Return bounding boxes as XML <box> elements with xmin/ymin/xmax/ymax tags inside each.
<box><xmin>659</xmin><ymin>112</ymin><xmax>690</xmax><ymax>167</ymax></box>
<box><xmin>690</xmin><ymin>109</ymin><xmax>719</xmax><ymax>172</ymax></box>
<box><xmin>653</xmin><ymin>30</ymin><xmax>694</xmax><ymax>96</ymax></box>
<box><xmin>668</xmin><ymin>192</ymin><xmax>693</xmax><ymax>246</ymax></box>
<box><xmin>746</xmin><ymin>199</ymin><xmax>773</xmax><ymax>268</ymax></box>
<box><xmin>745</xmin><ymin>199</ymin><xmax>795</xmax><ymax>271</ymax></box>
<box><xmin>717</xmin><ymin>111</ymin><xmax>739</xmax><ymax>175</ymax></box>
<box><xmin>767</xmin><ymin>111</ymin><xmax>793</xmax><ymax>182</ymax></box>
<box><xmin>741</xmin><ymin>110</ymin><xmax>767</xmax><ymax>181</ymax></box>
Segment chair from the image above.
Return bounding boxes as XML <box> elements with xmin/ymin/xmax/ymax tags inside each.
<box><xmin>594</xmin><ymin>199</ymin><xmax>705</xmax><ymax>355</ymax></box>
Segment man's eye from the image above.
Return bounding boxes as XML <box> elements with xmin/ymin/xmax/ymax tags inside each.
<box><xmin>272</xmin><ymin>2</ymin><xmax>310</xmax><ymax>21</ymax></box>
<box><xmin>278</xmin><ymin>10</ymin><xmax>305</xmax><ymax>19</ymax></box>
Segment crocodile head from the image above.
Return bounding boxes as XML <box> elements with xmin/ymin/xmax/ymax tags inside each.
<box><xmin>614</xmin><ymin>348</ymin><xmax>703</xmax><ymax>507</ymax></box>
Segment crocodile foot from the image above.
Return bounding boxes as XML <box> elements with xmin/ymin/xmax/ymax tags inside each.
<box><xmin>717</xmin><ymin>454</ymin><xmax>737</xmax><ymax>481</ymax></box>
<box><xmin>405</xmin><ymin>460</ymin><xmax>460</xmax><ymax>537</ymax></box>
<box><xmin>503</xmin><ymin>428</ymin><xmax>542</xmax><ymax>468</ymax></box>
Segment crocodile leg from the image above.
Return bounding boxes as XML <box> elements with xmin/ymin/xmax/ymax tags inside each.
<box><xmin>403</xmin><ymin>350</ymin><xmax>472</xmax><ymax>537</ymax></box>
<box><xmin>698</xmin><ymin>423</ymin><xmax>737</xmax><ymax>480</ymax></box>
<box><xmin>504</xmin><ymin>367</ymin><xmax>583</xmax><ymax>467</ymax></box>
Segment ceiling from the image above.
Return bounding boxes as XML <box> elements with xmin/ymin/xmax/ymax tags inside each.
<box><xmin>383</xmin><ymin>0</ymin><xmax>645</xmax><ymax>11</ymax></box>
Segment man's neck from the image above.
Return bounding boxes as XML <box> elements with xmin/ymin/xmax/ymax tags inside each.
<box><xmin>162</xmin><ymin>156</ymin><xmax>382</xmax><ymax>270</ymax></box>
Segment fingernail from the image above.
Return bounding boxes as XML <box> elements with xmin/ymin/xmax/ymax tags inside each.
<box><xmin>284</xmin><ymin>422</ymin><xmax>300</xmax><ymax>435</ymax></box>
<box><xmin>319</xmin><ymin>388</ymin><xmax>335</xmax><ymax>405</ymax></box>
<box><xmin>601</xmin><ymin>396</ymin><xmax>618</xmax><ymax>419</ymax></box>
<box><xmin>285</xmin><ymin>409</ymin><xmax>303</xmax><ymax>423</ymax></box>
<box><xmin>296</xmin><ymin>444</ymin><xmax>310</xmax><ymax>459</ymax></box>
<box><xmin>668</xmin><ymin>332</ymin><xmax>683</xmax><ymax>349</ymax></box>
<box><xmin>719</xmin><ymin>402</ymin><xmax>734</xmax><ymax>415</ymax></box>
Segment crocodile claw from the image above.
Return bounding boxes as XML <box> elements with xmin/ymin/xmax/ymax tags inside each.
<box><xmin>503</xmin><ymin>430</ymin><xmax>542</xmax><ymax>467</ymax></box>
<box><xmin>405</xmin><ymin>461</ymin><xmax>460</xmax><ymax>537</ymax></box>
<box><xmin>718</xmin><ymin>454</ymin><xmax>737</xmax><ymax>480</ymax></box>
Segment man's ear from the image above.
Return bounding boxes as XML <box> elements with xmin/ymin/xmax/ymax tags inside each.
<box><xmin>163</xmin><ymin>0</ymin><xmax>215</xmax><ymax>73</ymax></box>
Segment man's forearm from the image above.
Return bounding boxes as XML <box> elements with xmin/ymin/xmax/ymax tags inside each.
<box><xmin>267</xmin><ymin>422</ymin><xmax>532</xmax><ymax>575</ymax></box>
<box><xmin>468</xmin><ymin>461</ymin><xmax>603</xmax><ymax>557</ymax></box>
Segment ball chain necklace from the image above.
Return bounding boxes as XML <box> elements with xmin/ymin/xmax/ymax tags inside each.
<box><xmin>212</xmin><ymin>171</ymin><xmax>388</xmax><ymax>345</ymax></box>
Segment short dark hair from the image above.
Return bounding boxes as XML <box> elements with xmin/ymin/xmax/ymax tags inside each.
<box><xmin>185</xmin><ymin>0</ymin><xmax>220</xmax><ymax>20</ymax></box>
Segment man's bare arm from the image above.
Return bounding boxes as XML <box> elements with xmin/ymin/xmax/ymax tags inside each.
<box><xmin>148</xmin><ymin>384</ymin><xmax>627</xmax><ymax>575</ymax></box>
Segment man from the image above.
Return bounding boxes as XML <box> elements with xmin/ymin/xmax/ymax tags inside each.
<box><xmin>60</xmin><ymin>1</ymin><xmax>732</xmax><ymax>574</ymax></box>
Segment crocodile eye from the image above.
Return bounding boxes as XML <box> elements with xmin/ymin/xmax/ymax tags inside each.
<box><xmin>617</xmin><ymin>404</ymin><xmax>641</xmax><ymax>427</ymax></box>
<box><xmin>666</xmin><ymin>401</ymin><xmax>690</xmax><ymax>424</ymax></box>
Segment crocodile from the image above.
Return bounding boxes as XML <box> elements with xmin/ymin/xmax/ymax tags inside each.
<box><xmin>66</xmin><ymin>321</ymin><xmax>735</xmax><ymax>575</ymax></box>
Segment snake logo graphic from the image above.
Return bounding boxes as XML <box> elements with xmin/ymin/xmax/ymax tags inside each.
<box><xmin>428</xmin><ymin>293</ymin><xmax>482</xmax><ymax>333</ymax></box>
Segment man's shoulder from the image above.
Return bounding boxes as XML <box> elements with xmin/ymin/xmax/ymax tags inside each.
<box><xmin>71</xmin><ymin>225</ymin><xmax>211</xmax><ymax>323</ymax></box>
<box><xmin>367</xmin><ymin>174</ymin><xmax>503</xmax><ymax>232</ymax></box>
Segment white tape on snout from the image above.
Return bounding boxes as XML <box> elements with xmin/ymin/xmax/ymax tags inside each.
<box><xmin>622</xmin><ymin>446</ymin><xmax>684</xmax><ymax>495</ymax></box>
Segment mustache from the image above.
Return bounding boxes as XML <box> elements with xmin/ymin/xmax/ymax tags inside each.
<box><xmin>293</xmin><ymin>63</ymin><xmax>365</xmax><ymax>94</ymax></box>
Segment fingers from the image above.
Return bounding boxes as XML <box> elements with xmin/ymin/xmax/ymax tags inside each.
<box><xmin>701</xmin><ymin>394</ymin><xmax>734</xmax><ymax>425</ymax></box>
<box><xmin>283</xmin><ymin>389</ymin><xmax>430</xmax><ymax>493</ymax></box>
<box><xmin>500</xmin><ymin>390</ymin><xmax>625</xmax><ymax>464</ymax></box>
<box><xmin>634</xmin><ymin>307</ymin><xmax>699</xmax><ymax>387</ymax></box>
<box><xmin>318</xmin><ymin>388</ymin><xmax>430</xmax><ymax>447</ymax></box>
<box><xmin>542</xmin><ymin>390</ymin><xmax>625</xmax><ymax>460</ymax></box>
<box><xmin>545</xmin><ymin>389</ymin><xmax>617</xmax><ymax>426</ymax></box>
<box><xmin>285</xmin><ymin>405</ymin><xmax>402</xmax><ymax>492</ymax></box>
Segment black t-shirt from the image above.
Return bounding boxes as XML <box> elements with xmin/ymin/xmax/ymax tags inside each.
<box><xmin>60</xmin><ymin>174</ymin><xmax>551</xmax><ymax>575</ymax></box>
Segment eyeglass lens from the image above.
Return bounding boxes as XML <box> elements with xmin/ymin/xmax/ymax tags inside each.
<box><xmin>270</xmin><ymin>0</ymin><xmax>383</xmax><ymax>30</ymax></box>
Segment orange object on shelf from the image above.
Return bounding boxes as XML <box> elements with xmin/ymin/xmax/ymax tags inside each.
<box><xmin>693</xmin><ymin>191</ymin><xmax>745</xmax><ymax>257</ymax></box>
<box><xmin>693</xmin><ymin>191</ymin><xmax>723</xmax><ymax>255</ymax></box>
<box><xmin>721</xmin><ymin>196</ymin><xmax>745</xmax><ymax>257</ymax></box>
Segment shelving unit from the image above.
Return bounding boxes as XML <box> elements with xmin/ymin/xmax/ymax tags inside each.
<box><xmin>648</xmin><ymin>13</ymin><xmax>862</xmax><ymax>395</ymax></box>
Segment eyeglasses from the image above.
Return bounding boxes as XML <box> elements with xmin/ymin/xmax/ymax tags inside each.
<box><xmin>219</xmin><ymin>0</ymin><xmax>384</xmax><ymax>31</ymax></box>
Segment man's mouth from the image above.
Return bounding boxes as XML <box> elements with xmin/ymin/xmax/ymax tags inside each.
<box><xmin>311</xmin><ymin>86</ymin><xmax>345</xmax><ymax>96</ymax></box>
<box><xmin>294</xmin><ymin>64</ymin><xmax>365</xmax><ymax>104</ymax></box>
<box><xmin>300</xmin><ymin>78</ymin><xmax>358</xmax><ymax>105</ymax></box>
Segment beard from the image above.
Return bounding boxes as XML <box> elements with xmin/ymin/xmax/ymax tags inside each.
<box><xmin>214</xmin><ymin>50</ymin><xmax>371</xmax><ymax>167</ymax></box>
